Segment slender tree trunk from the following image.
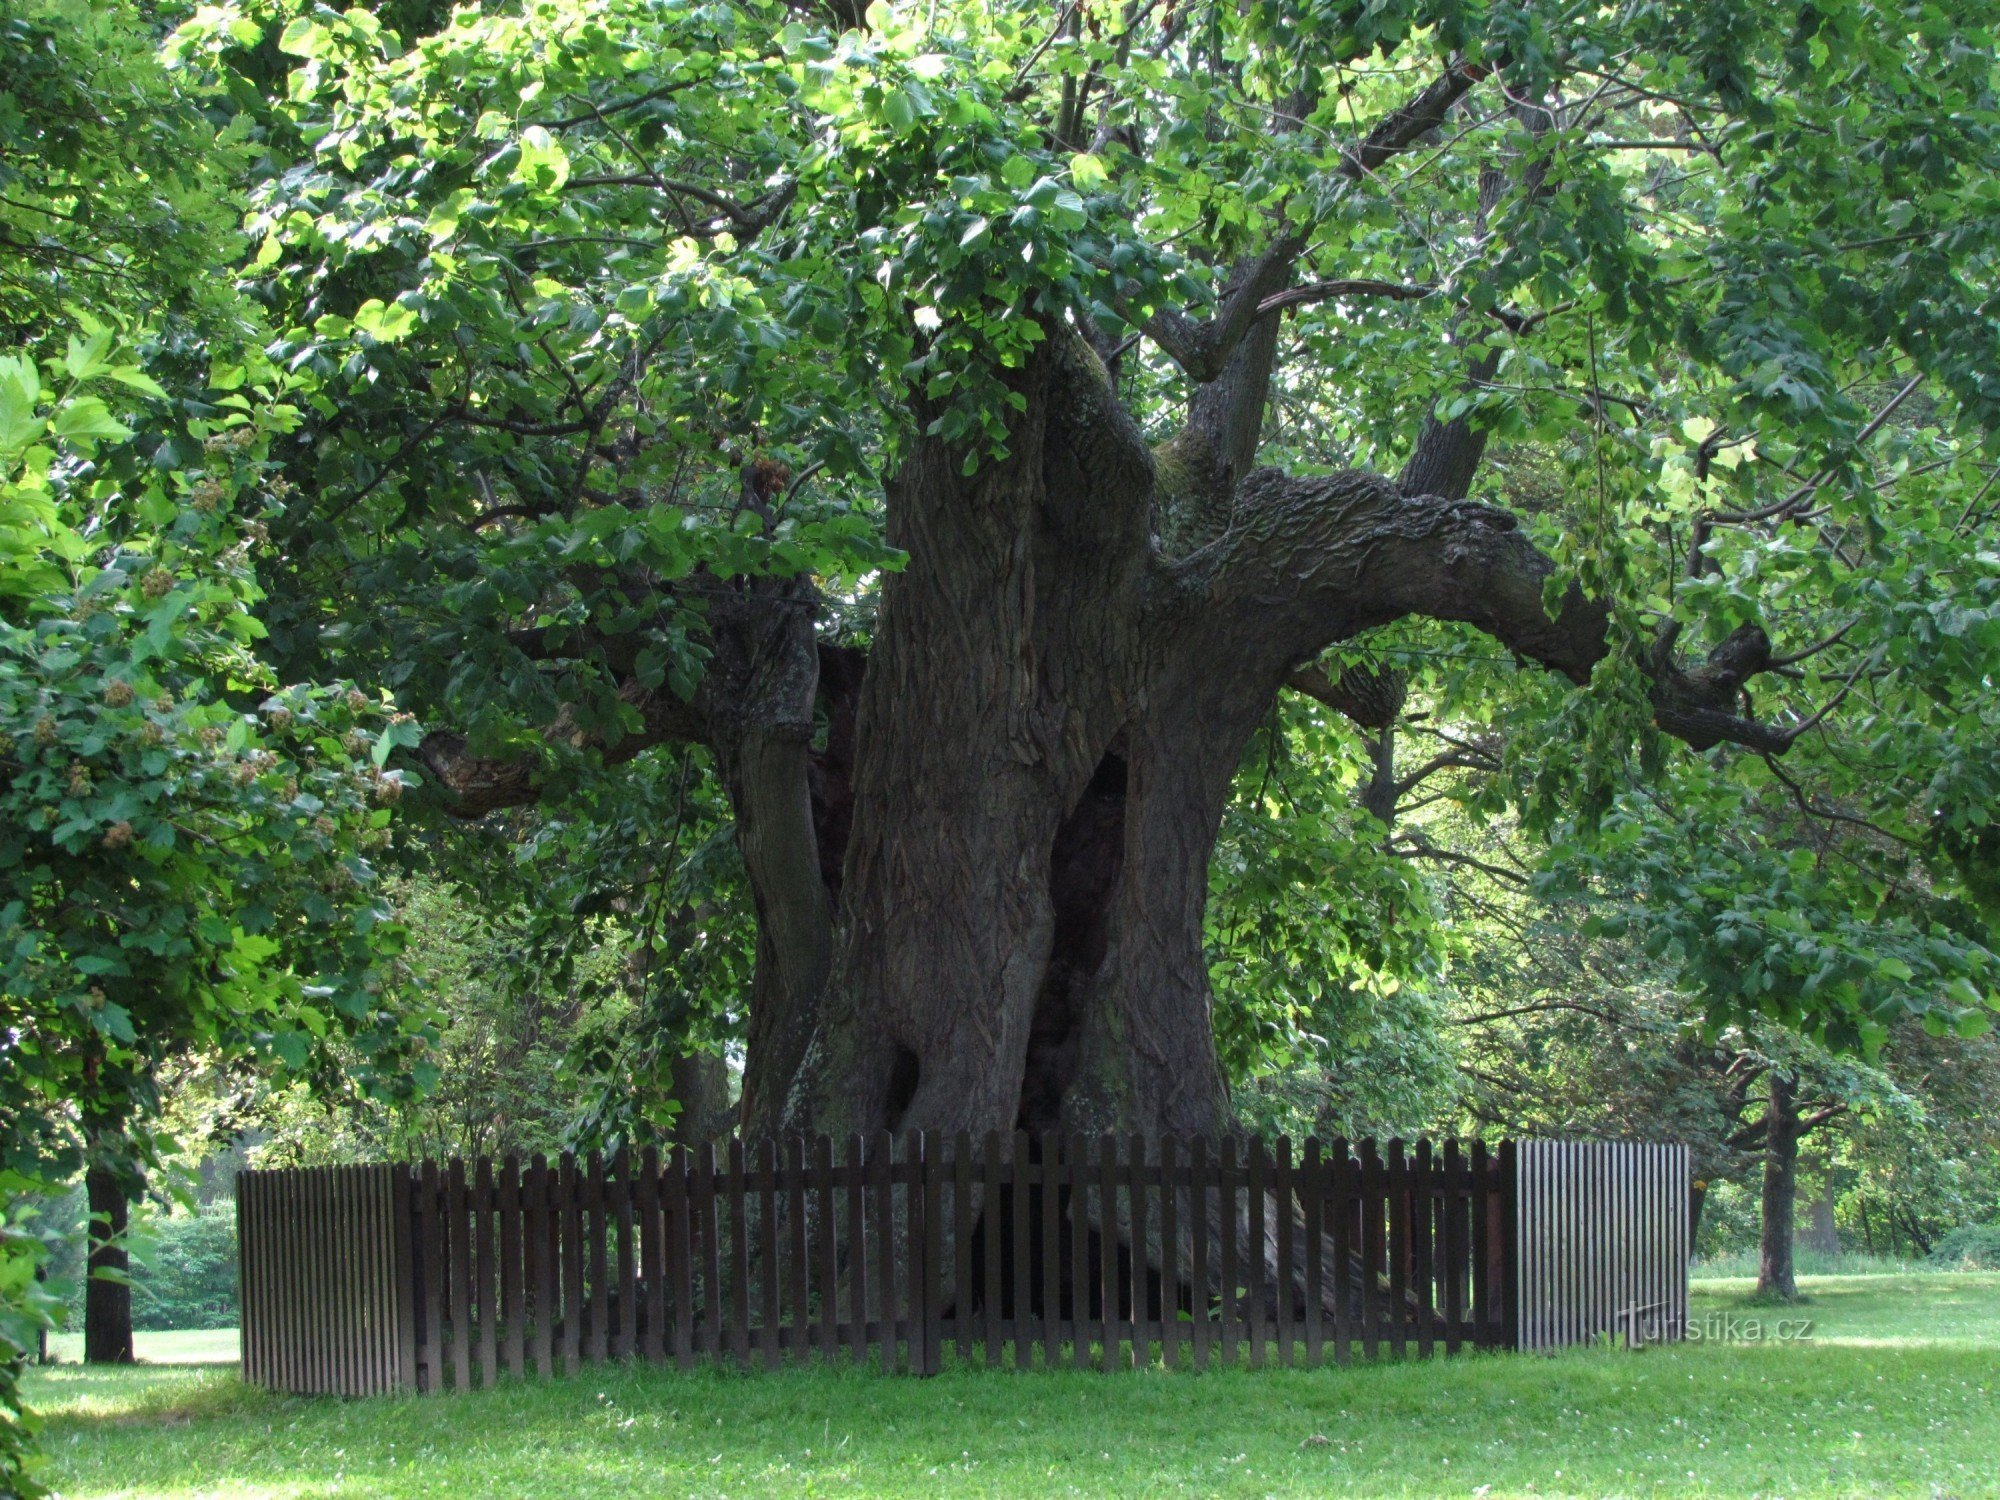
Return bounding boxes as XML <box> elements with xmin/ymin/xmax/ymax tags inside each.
<box><xmin>1757</xmin><ymin>1072</ymin><xmax>1801</xmax><ymax>1300</ymax></box>
<box><xmin>1803</xmin><ymin>1180</ymin><xmax>1841</xmax><ymax>1257</ymax></box>
<box><xmin>83</xmin><ymin>1124</ymin><xmax>136</xmax><ymax>1365</ymax></box>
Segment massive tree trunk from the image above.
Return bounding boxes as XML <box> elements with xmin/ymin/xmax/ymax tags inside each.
<box><xmin>424</xmin><ymin>321</ymin><xmax>1795</xmax><ymax>1151</ymax></box>
<box><xmin>1758</xmin><ymin>1071</ymin><xmax>1802</xmax><ymax>1300</ymax></box>
<box><xmin>83</xmin><ymin>1123</ymin><xmax>136</xmax><ymax>1365</ymax></box>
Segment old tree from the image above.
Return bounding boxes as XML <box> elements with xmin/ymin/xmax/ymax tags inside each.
<box><xmin>182</xmin><ymin>0</ymin><xmax>1998</xmax><ymax>1144</ymax></box>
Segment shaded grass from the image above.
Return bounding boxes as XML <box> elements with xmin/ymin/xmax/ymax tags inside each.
<box><xmin>25</xmin><ymin>1274</ymin><xmax>1999</xmax><ymax>1498</ymax></box>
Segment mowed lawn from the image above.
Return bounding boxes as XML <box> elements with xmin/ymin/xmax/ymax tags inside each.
<box><xmin>25</xmin><ymin>1273</ymin><xmax>1999</xmax><ymax>1499</ymax></box>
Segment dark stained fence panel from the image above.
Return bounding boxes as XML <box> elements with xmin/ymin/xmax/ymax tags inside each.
<box><xmin>240</xmin><ymin>1133</ymin><xmax>1686</xmax><ymax>1394</ymax></box>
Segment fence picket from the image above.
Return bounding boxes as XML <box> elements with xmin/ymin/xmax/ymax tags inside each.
<box><xmin>1274</xmin><ymin>1137</ymin><xmax>1295</xmax><ymax>1368</ymax></box>
<box><xmin>1413</xmin><ymin>1140</ymin><xmax>1435</xmax><ymax>1361</ymax></box>
<box><xmin>983</xmin><ymin>1130</ymin><xmax>1005</xmax><ymax>1368</ymax></box>
<box><xmin>1128</xmin><ymin>1133</ymin><xmax>1150</xmax><ymax>1369</ymax></box>
<box><xmin>1189</xmin><ymin>1135</ymin><xmax>1211</xmax><ymax>1372</ymax></box>
<box><xmin>641</xmin><ymin>1146</ymin><xmax>665</xmax><ymax>1366</ymax></box>
<box><xmin>1159</xmin><ymin>1136</ymin><xmax>1181</xmax><ymax>1372</ymax></box>
<box><xmin>1302</xmin><ymin>1139</ymin><xmax>1323</xmax><ymax>1368</ymax></box>
<box><xmin>846</xmin><ymin>1134</ymin><xmax>869</xmax><ymax>1367</ymax></box>
<box><xmin>667</xmin><ymin>1146</ymin><xmax>694</xmax><ymax>1369</ymax></box>
<box><xmin>1038</xmin><ymin>1131</ymin><xmax>1062</xmax><ymax>1370</ymax></box>
<box><xmin>1012</xmin><ymin>1130</ymin><xmax>1032</xmax><ymax>1371</ymax></box>
<box><xmin>238</xmin><ymin>1133</ymin><xmax>1685</xmax><ymax>1394</ymax></box>
<box><xmin>615</xmin><ymin>1148</ymin><xmax>638</xmax><ymax>1362</ymax></box>
<box><xmin>1218</xmin><ymin>1135</ymin><xmax>1238</xmax><ymax>1370</ymax></box>
<box><xmin>1068</xmin><ymin>1132</ymin><xmax>1090</xmax><ymax>1373</ymax></box>
<box><xmin>790</xmin><ymin>1135</ymin><xmax>813</xmax><ymax>1361</ymax></box>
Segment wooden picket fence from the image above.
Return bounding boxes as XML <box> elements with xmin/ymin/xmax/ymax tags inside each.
<box><xmin>238</xmin><ymin>1134</ymin><xmax>1686</xmax><ymax>1395</ymax></box>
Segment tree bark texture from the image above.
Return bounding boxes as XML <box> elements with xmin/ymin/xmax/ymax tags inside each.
<box><xmin>1758</xmin><ymin>1071</ymin><xmax>1802</xmax><ymax>1300</ymax></box>
<box><xmin>83</xmin><ymin>1128</ymin><xmax>136</xmax><ymax>1365</ymax></box>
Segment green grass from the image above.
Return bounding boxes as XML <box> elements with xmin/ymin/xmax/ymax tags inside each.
<box><xmin>24</xmin><ymin>1274</ymin><xmax>1999</xmax><ymax>1498</ymax></box>
<box><xmin>41</xmin><ymin>1327</ymin><xmax>239</xmax><ymax>1366</ymax></box>
<box><xmin>1688</xmin><ymin>1249</ymin><xmax>1932</xmax><ymax>1279</ymax></box>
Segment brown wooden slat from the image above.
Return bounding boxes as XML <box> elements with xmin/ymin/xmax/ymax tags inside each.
<box><xmin>1159</xmin><ymin>1136</ymin><xmax>1181</xmax><ymax>1372</ymax></box>
<box><xmin>1499</xmin><ymin>1139</ymin><xmax>1519</xmax><ymax>1349</ymax></box>
<box><xmin>526</xmin><ymin>1155</ymin><xmax>552</xmax><ymax>1377</ymax></box>
<box><xmin>1189</xmin><ymin>1135</ymin><xmax>1211</xmax><ymax>1372</ymax></box>
<box><xmin>294</xmin><ymin>1170</ymin><xmax>315</xmax><ymax>1392</ymax></box>
<box><xmin>667</xmin><ymin>1146</ymin><xmax>695</xmax><ymax>1369</ymax></box>
<box><xmin>918</xmin><ymin>1130</ymin><xmax>943</xmax><ymax>1376</ymax></box>
<box><xmin>615</xmin><ymin>1147</ymin><xmax>638</xmax><ymax>1362</ymax></box>
<box><xmin>794</xmin><ymin>1136</ymin><xmax>817</xmax><ymax>1362</ymax></box>
<box><xmin>1274</xmin><ymin>1137</ymin><xmax>1296</xmax><ymax>1367</ymax></box>
<box><xmin>832</xmin><ymin>1136</ymin><xmax>856</xmax><ymax>1376</ymax></box>
<box><xmin>952</xmin><ymin>1129</ymin><xmax>973</xmax><ymax>1362</ymax></box>
<box><xmin>1245</xmin><ymin>1138</ymin><xmax>1267</xmax><ymax>1371</ymax></box>
<box><xmin>1442</xmin><ymin>1140</ymin><xmax>1466</xmax><ymax>1354</ymax></box>
<box><xmin>1302</xmin><ymin>1139</ymin><xmax>1324</xmax><ymax>1368</ymax></box>
<box><xmin>757</xmin><ymin>1139</ymin><xmax>782</xmax><ymax>1370</ymax></box>
<box><xmin>414</xmin><ymin>1166</ymin><xmax>437</xmax><ymax>1391</ymax></box>
<box><xmin>307</xmin><ymin>1169</ymin><xmax>326</xmax><ymax>1391</ymax></box>
<box><xmin>1469</xmin><ymin>1140</ymin><xmax>1490</xmax><ymax>1348</ymax></box>
<box><xmin>696</xmin><ymin>1143</ymin><xmax>723</xmax><ymax>1362</ymax></box>
<box><xmin>1218</xmin><ymin>1136</ymin><xmax>1239</xmax><ymax>1369</ymax></box>
<box><xmin>440</xmin><ymin>1161</ymin><xmax>464</xmax><ymax>1390</ymax></box>
<box><xmin>1358</xmin><ymin>1140</ymin><xmax>1381</xmax><ymax>1360</ymax></box>
<box><xmin>339</xmin><ymin>1168</ymin><xmax>360</xmax><ymax>1395</ymax></box>
<box><xmin>236</xmin><ymin>1176</ymin><xmax>254</xmax><ymax>1386</ymax></box>
<box><xmin>1068</xmin><ymin>1132</ymin><xmax>1090</xmax><ymax>1372</ymax></box>
<box><xmin>1039</xmin><ymin>1132</ymin><xmax>1062</xmax><ymax>1371</ymax></box>
<box><xmin>869</xmin><ymin>1131</ymin><xmax>895</xmax><ymax>1370</ymax></box>
<box><xmin>586</xmin><ymin>1151</ymin><xmax>609</xmax><ymax>1366</ymax></box>
<box><xmin>1387</xmin><ymin>1140</ymin><xmax>1410</xmax><ymax>1358</ymax></box>
<box><xmin>1011</xmin><ymin>1130</ymin><xmax>1032</xmax><ymax>1371</ymax></box>
<box><xmin>639</xmin><ymin>1147</ymin><xmax>665</xmax><ymax>1365</ymax></box>
<box><xmin>728</xmin><ymin>1139</ymin><xmax>753</xmax><ymax>1367</ymax></box>
<box><xmin>499</xmin><ymin>1156</ymin><xmax>523</xmax><ymax>1378</ymax></box>
<box><xmin>983</xmin><ymin>1130</ymin><xmax>1004</xmax><ymax>1368</ymax></box>
<box><xmin>560</xmin><ymin>1154</ymin><xmax>584</xmax><ymax>1374</ymax></box>
<box><xmin>1096</xmin><ymin>1134</ymin><xmax>1118</xmax><ymax>1371</ymax></box>
<box><xmin>245</xmin><ymin>1172</ymin><xmax>264</xmax><ymax>1388</ymax></box>
<box><xmin>1126</xmin><ymin>1133</ymin><xmax>1149</xmax><ymax>1369</ymax></box>
<box><xmin>1412</xmin><ymin>1140</ymin><xmax>1434</xmax><ymax>1360</ymax></box>
<box><xmin>474</xmin><ymin>1158</ymin><xmax>498</xmax><ymax>1387</ymax></box>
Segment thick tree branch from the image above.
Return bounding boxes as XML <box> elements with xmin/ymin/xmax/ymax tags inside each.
<box><xmin>416</xmin><ymin>680</ymin><xmax>707</xmax><ymax>818</ymax></box>
<box><xmin>1186</xmin><ymin>469</ymin><xmax>1806</xmax><ymax>755</ymax></box>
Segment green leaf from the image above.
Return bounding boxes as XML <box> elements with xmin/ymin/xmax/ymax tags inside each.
<box><xmin>51</xmin><ymin>397</ymin><xmax>132</xmax><ymax>444</ymax></box>
<box><xmin>513</xmin><ymin>125</ymin><xmax>571</xmax><ymax>191</ymax></box>
<box><xmin>352</xmin><ymin>299</ymin><xmax>419</xmax><ymax>344</ymax></box>
<box><xmin>1069</xmin><ymin>152</ymin><xmax>1108</xmax><ymax>189</ymax></box>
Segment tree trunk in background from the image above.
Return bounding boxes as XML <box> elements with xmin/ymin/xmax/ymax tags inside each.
<box><xmin>83</xmin><ymin>1132</ymin><xmax>135</xmax><ymax>1364</ymax></box>
<box><xmin>669</xmin><ymin>1052</ymin><xmax>733</xmax><ymax>1147</ymax></box>
<box><xmin>1803</xmin><ymin>1181</ymin><xmax>1841</xmax><ymax>1257</ymax></box>
<box><xmin>1757</xmin><ymin>1072</ymin><xmax>1801</xmax><ymax>1300</ymax></box>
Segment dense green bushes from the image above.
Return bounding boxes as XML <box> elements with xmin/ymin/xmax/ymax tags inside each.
<box><xmin>1931</xmin><ymin>1222</ymin><xmax>2000</xmax><ymax>1271</ymax></box>
<box><xmin>44</xmin><ymin>1196</ymin><xmax>236</xmax><ymax>1333</ymax></box>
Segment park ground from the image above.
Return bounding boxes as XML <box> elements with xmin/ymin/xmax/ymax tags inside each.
<box><xmin>24</xmin><ymin>1272</ymin><xmax>1999</xmax><ymax>1498</ymax></box>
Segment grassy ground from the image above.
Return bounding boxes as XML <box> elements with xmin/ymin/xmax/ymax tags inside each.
<box><xmin>41</xmin><ymin>1328</ymin><xmax>238</xmax><ymax>1366</ymax></box>
<box><xmin>24</xmin><ymin>1273</ymin><xmax>1998</xmax><ymax>1499</ymax></box>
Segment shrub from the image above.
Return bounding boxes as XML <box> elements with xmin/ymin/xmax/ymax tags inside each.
<box><xmin>1930</xmin><ymin>1221</ymin><xmax>2000</xmax><ymax>1271</ymax></box>
<box><xmin>129</xmin><ymin>1201</ymin><xmax>237</xmax><ymax>1331</ymax></box>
